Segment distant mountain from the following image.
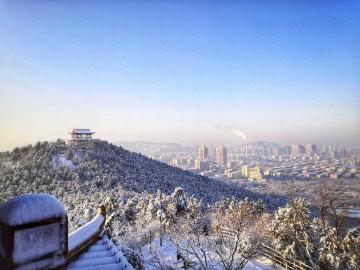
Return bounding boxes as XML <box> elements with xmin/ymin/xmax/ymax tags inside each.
<box><xmin>116</xmin><ymin>140</ymin><xmax>184</xmax><ymax>154</ymax></box>
<box><xmin>247</xmin><ymin>141</ymin><xmax>282</xmax><ymax>148</ymax></box>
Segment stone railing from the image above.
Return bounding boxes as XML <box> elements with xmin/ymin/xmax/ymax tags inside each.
<box><xmin>66</xmin><ymin>206</ymin><xmax>106</xmax><ymax>263</ymax></box>
<box><xmin>0</xmin><ymin>194</ymin><xmax>106</xmax><ymax>270</ymax></box>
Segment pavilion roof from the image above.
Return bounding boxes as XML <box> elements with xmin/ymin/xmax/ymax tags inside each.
<box><xmin>70</xmin><ymin>128</ymin><xmax>95</xmax><ymax>134</ymax></box>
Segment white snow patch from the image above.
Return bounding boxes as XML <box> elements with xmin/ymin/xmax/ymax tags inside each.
<box><xmin>141</xmin><ymin>237</ymin><xmax>178</xmax><ymax>270</ymax></box>
<box><xmin>244</xmin><ymin>256</ymin><xmax>284</xmax><ymax>270</ymax></box>
<box><xmin>141</xmin><ymin>237</ymin><xmax>283</xmax><ymax>270</ymax></box>
<box><xmin>52</xmin><ymin>154</ymin><xmax>75</xmax><ymax>170</ymax></box>
<box><xmin>339</xmin><ymin>209</ymin><xmax>360</xmax><ymax>218</ymax></box>
<box><xmin>0</xmin><ymin>193</ymin><xmax>65</xmax><ymax>226</ymax></box>
<box><xmin>68</xmin><ymin>214</ymin><xmax>105</xmax><ymax>251</ymax></box>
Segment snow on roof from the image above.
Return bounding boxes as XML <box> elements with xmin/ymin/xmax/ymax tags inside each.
<box><xmin>70</xmin><ymin>128</ymin><xmax>95</xmax><ymax>134</ymax></box>
<box><xmin>0</xmin><ymin>194</ymin><xmax>65</xmax><ymax>226</ymax></box>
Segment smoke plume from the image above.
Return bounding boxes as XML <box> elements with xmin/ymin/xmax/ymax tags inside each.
<box><xmin>215</xmin><ymin>125</ymin><xmax>247</xmax><ymax>143</ymax></box>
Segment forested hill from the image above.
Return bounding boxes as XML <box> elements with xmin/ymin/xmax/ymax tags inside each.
<box><xmin>0</xmin><ymin>139</ymin><xmax>286</xmax><ymax>208</ymax></box>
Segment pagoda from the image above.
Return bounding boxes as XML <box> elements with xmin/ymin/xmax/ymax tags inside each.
<box><xmin>68</xmin><ymin>128</ymin><xmax>95</xmax><ymax>146</ymax></box>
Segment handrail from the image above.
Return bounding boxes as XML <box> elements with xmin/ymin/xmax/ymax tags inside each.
<box><xmin>215</xmin><ymin>226</ymin><xmax>315</xmax><ymax>270</ymax></box>
<box><xmin>66</xmin><ymin>205</ymin><xmax>106</xmax><ymax>263</ymax></box>
<box><xmin>261</xmin><ymin>244</ymin><xmax>314</xmax><ymax>270</ymax></box>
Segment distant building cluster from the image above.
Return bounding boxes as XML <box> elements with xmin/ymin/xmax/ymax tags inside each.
<box><xmin>291</xmin><ymin>144</ymin><xmax>318</xmax><ymax>157</ymax></box>
<box><xmin>150</xmin><ymin>141</ymin><xmax>359</xmax><ymax>182</ymax></box>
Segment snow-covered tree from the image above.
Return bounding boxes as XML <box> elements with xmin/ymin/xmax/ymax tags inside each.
<box><xmin>316</xmin><ymin>225</ymin><xmax>360</xmax><ymax>270</ymax></box>
<box><xmin>270</xmin><ymin>198</ymin><xmax>315</xmax><ymax>266</ymax></box>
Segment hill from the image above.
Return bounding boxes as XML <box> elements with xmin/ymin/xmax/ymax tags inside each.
<box><xmin>0</xmin><ymin>140</ymin><xmax>286</xmax><ymax>229</ymax></box>
<box><xmin>247</xmin><ymin>141</ymin><xmax>282</xmax><ymax>147</ymax></box>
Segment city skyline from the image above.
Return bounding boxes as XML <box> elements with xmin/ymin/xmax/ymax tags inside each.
<box><xmin>1</xmin><ymin>1</ymin><xmax>360</xmax><ymax>151</ymax></box>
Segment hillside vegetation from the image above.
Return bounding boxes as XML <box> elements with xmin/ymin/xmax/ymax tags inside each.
<box><xmin>1</xmin><ymin>140</ymin><xmax>358</xmax><ymax>270</ymax></box>
<box><xmin>0</xmin><ymin>139</ymin><xmax>286</xmax><ymax>208</ymax></box>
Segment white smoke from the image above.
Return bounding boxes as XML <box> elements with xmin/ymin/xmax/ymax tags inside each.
<box><xmin>229</xmin><ymin>129</ymin><xmax>247</xmax><ymax>143</ymax></box>
<box><xmin>214</xmin><ymin>125</ymin><xmax>248</xmax><ymax>161</ymax></box>
<box><xmin>215</xmin><ymin>125</ymin><xmax>247</xmax><ymax>143</ymax></box>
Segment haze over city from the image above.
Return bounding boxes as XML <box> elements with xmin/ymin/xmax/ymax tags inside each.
<box><xmin>1</xmin><ymin>1</ymin><xmax>360</xmax><ymax>151</ymax></box>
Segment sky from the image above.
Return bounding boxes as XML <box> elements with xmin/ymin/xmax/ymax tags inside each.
<box><xmin>0</xmin><ymin>1</ymin><xmax>359</xmax><ymax>150</ymax></box>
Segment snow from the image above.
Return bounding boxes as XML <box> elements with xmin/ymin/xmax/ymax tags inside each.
<box><xmin>71</xmin><ymin>128</ymin><xmax>94</xmax><ymax>134</ymax></box>
<box><xmin>67</xmin><ymin>235</ymin><xmax>133</xmax><ymax>270</ymax></box>
<box><xmin>243</xmin><ymin>257</ymin><xmax>284</xmax><ymax>270</ymax></box>
<box><xmin>348</xmin><ymin>209</ymin><xmax>360</xmax><ymax>218</ymax></box>
<box><xmin>68</xmin><ymin>214</ymin><xmax>105</xmax><ymax>251</ymax></box>
<box><xmin>13</xmin><ymin>223</ymin><xmax>63</xmax><ymax>264</ymax></box>
<box><xmin>0</xmin><ymin>193</ymin><xmax>65</xmax><ymax>226</ymax></box>
<box><xmin>336</xmin><ymin>208</ymin><xmax>360</xmax><ymax>218</ymax></box>
<box><xmin>52</xmin><ymin>154</ymin><xmax>75</xmax><ymax>170</ymax></box>
<box><xmin>141</xmin><ymin>237</ymin><xmax>178</xmax><ymax>270</ymax></box>
<box><xmin>141</xmin><ymin>237</ymin><xmax>283</xmax><ymax>270</ymax></box>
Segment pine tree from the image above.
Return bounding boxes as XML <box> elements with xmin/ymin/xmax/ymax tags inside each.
<box><xmin>270</xmin><ymin>198</ymin><xmax>315</xmax><ymax>265</ymax></box>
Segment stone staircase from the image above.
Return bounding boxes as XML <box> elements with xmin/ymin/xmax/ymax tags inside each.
<box><xmin>67</xmin><ymin>235</ymin><xmax>131</xmax><ymax>270</ymax></box>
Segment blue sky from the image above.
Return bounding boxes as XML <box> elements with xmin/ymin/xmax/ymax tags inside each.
<box><xmin>0</xmin><ymin>1</ymin><xmax>359</xmax><ymax>150</ymax></box>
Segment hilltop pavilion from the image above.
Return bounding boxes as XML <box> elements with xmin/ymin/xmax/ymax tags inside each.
<box><xmin>68</xmin><ymin>128</ymin><xmax>95</xmax><ymax>146</ymax></box>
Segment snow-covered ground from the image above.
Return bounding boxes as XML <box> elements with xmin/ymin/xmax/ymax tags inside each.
<box><xmin>141</xmin><ymin>236</ymin><xmax>283</xmax><ymax>270</ymax></box>
<box><xmin>243</xmin><ymin>257</ymin><xmax>283</xmax><ymax>270</ymax></box>
<box><xmin>337</xmin><ymin>208</ymin><xmax>360</xmax><ymax>218</ymax></box>
<box><xmin>141</xmin><ymin>237</ymin><xmax>178</xmax><ymax>270</ymax></box>
<box><xmin>52</xmin><ymin>154</ymin><xmax>75</xmax><ymax>170</ymax></box>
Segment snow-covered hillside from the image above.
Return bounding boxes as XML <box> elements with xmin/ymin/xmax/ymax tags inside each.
<box><xmin>0</xmin><ymin>139</ymin><xmax>286</xmax><ymax>207</ymax></box>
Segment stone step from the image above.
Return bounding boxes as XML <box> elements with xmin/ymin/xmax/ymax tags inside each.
<box><xmin>68</xmin><ymin>256</ymin><xmax>118</xmax><ymax>268</ymax></box>
<box><xmin>67</xmin><ymin>263</ymin><xmax>122</xmax><ymax>270</ymax></box>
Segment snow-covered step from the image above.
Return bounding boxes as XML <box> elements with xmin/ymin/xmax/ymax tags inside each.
<box><xmin>95</xmin><ymin>239</ymin><xmax>107</xmax><ymax>245</ymax></box>
<box><xmin>67</xmin><ymin>263</ymin><xmax>124</xmax><ymax>270</ymax></box>
<box><xmin>68</xmin><ymin>256</ymin><xmax>118</xmax><ymax>268</ymax></box>
<box><xmin>67</xmin><ymin>235</ymin><xmax>133</xmax><ymax>270</ymax></box>
<box><xmin>87</xmin><ymin>244</ymin><xmax>108</xmax><ymax>252</ymax></box>
<box><xmin>79</xmin><ymin>250</ymin><xmax>113</xmax><ymax>259</ymax></box>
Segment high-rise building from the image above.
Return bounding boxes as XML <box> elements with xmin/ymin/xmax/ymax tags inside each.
<box><xmin>291</xmin><ymin>144</ymin><xmax>299</xmax><ymax>156</ymax></box>
<box><xmin>299</xmin><ymin>145</ymin><xmax>305</xmax><ymax>155</ymax></box>
<box><xmin>241</xmin><ymin>165</ymin><xmax>249</xmax><ymax>177</ymax></box>
<box><xmin>187</xmin><ymin>158</ymin><xmax>196</xmax><ymax>167</ymax></box>
<box><xmin>195</xmin><ymin>159</ymin><xmax>209</xmax><ymax>172</ymax></box>
<box><xmin>215</xmin><ymin>145</ymin><xmax>227</xmax><ymax>165</ymax></box>
<box><xmin>291</xmin><ymin>144</ymin><xmax>305</xmax><ymax>156</ymax></box>
<box><xmin>305</xmin><ymin>144</ymin><xmax>317</xmax><ymax>157</ymax></box>
<box><xmin>198</xmin><ymin>145</ymin><xmax>209</xmax><ymax>161</ymax></box>
<box><xmin>227</xmin><ymin>161</ymin><xmax>236</xmax><ymax>169</ymax></box>
<box><xmin>248</xmin><ymin>166</ymin><xmax>262</xmax><ymax>181</ymax></box>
